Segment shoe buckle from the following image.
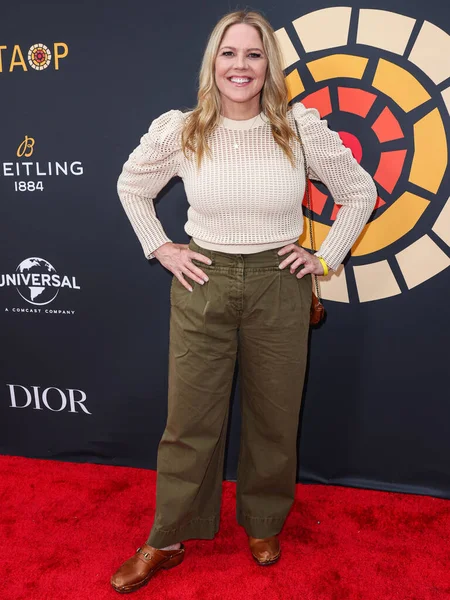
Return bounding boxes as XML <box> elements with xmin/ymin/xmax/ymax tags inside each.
<box><xmin>137</xmin><ymin>547</ymin><xmax>151</xmax><ymax>559</ymax></box>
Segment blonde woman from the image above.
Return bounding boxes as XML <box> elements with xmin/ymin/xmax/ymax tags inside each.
<box><xmin>111</xmin><ymin>9</ymin><xmax>376</xmax><ymax>594</ymax></box>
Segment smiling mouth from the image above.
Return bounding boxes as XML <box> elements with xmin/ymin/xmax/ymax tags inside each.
<box><xmin>228</xmin><ymin>77</ymin><xmax>253</xmax><ymax>86</ymax></box>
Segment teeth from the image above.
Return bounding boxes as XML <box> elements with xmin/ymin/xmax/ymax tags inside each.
<box><xmin>230</xmin><ymin>77</ymin><xmax>251</xmax><ymax>83</ymax></box>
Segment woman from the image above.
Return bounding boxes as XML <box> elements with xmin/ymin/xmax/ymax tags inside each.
<box><xmin>111</xmin><ymin>9</ymin><xmax>376</xmax><ymax>594</ymax></box>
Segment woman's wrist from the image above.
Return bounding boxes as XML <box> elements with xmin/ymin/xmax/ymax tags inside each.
<box><xmin>316</xmin><ymin>256</ymin><xmax>329</xmax><ymax>276</ymax></box>
<box><xmin>153</xmin><ymin>242</ymin><xmax>173</xmax><ymax>260</ymax></box>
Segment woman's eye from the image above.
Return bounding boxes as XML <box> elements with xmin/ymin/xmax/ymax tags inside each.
<box><xmin>220</xmin><ymin>51</ymin><xmax>263</xmax><ymax>58</ymax></box>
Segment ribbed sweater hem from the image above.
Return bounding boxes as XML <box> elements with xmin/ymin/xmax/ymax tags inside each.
<box><xmin>192</xmin><ymin>236</ymin><xmax>299</xmax><ymax>254</ymax></box>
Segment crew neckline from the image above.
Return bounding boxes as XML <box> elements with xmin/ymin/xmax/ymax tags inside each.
<box><xmin>219</xmin><ymin>112</ymin><xmax>267</xmax><ymax>130</ymax></box>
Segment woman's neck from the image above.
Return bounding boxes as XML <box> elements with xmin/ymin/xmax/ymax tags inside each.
<box><xmin>220</xmin><ymin>98</ymin><xmax>261</xmax><ymax>121</ymax></box>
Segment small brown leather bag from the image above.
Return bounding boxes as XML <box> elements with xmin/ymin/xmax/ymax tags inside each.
<box><xmin>294</xmin><ymin>120</ymin><xmax>326</xmax><ymax>327</ymax></box>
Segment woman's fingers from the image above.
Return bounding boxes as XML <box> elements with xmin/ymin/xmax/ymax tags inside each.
<box><xmin>296</xmin><ymin>262</ymin><xmax>314</xmax><ymax>279</ymax></box>
<box><xmin>277</xmin><ymin>245</ymin><xmax>325</xmax><ymax>277</ymax></box>
<box><xmin>289</xmin><ymin>257</ymin><xmax>304</xmax><ymax>274</ymax></box>
<box><xmin>277</xmin><ymin>243</ymin><xmax>297</xmax><ymax>256</ymax></box>
<box><xmin>185</xmin><ymin>262</ymin><xmax>209</xmax><ymax>283</ymax></box>
<box><xmin>173</xmin><ymin>249</ymin><xmax>210</xmax><ymax>284</ymax></box>
<box><xmin>159</xmin><ymin>246</ymin><xmax>211</xmax><ymax>291</ymax></box>
<box><xmin>296</xmin><ymin>256</ymin><xmax>324</xmax><ymax>278</ymax></box>
<box><xmin>279</xmin><ymin>254</ymin><xmax>297</xmax><ymax>270</ymax></box>
<box><xmin>190</xmin><ymin>251</ymin><xmax>212</xmax><ymax>265</ymax></box>
<box><xmin>177</xmin><ymin>273</ymin><xmax>193</xmax><ymax>292</ymax></box>
<box><xmin>278</xmin><ymin>248</ymin><xmax>309</xmax><ymax>270</ymax></box>
<box><xmin>182</xmin><ymin>265</ymin><xmax>208</xmax><ymax>286</ymax></box>
<box><xmin>187</xmin><ymin>254</ymin><xmax>210</xmax><ymax>283</ymax></box>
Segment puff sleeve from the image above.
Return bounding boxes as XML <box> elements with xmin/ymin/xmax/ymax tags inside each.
<box><xmin>117</xmin><ymin>109</ymin><xmax>186</xmax><ymax>259</ymax></box>
<box><xmin>292</xmin><ymin>102</ymin><xmax>377</xmax><ymax>271</ymax></box>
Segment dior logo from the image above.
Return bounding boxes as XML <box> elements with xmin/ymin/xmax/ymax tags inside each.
<box><xmin>7</xmin><ymin>384</ymin><xmax>92</xmax><ymax>414</ymax></box>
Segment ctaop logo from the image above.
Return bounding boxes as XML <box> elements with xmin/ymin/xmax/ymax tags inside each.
<box><xmin>0</xmin><ymin>42</ymin><xmax>68</xmax><ymax>73</ymax></box>
<box><xmin>1</xmin><ymin>258</ymin><xmax>80</xmax><ymax>315</ymax></box>
<box><xmin>276</xmin><ymin>8</ymin><xmax>450</xmax><ymax>303</ymax></box>
<box><xmin>28</xmin><ymin>43</ymin><xmax>52</xmax><ymax>71</ymax></box>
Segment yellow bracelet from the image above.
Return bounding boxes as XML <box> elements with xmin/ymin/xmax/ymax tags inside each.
<box><xmin>317</xmin><ymin>256</ymin><xmax>329</xmax><ymax>276</ymax></box>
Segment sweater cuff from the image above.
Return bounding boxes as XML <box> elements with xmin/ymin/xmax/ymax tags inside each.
<box><xmin>145</xmin><ymin>237</ymin><xmax>172</xmax><ymax>260</ymax></box>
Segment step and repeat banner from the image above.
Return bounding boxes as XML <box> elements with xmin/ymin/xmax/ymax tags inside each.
<box><xmin>1</xmin><ymin>0</ymin><xmax>449</xmax><ymax>498</ymax></box>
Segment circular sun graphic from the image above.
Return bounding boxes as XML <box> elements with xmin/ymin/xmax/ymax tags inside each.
<box><xmin>28</xmin><ymin>43</ymin><xmax>52</xmax><ymax>71</ymax></box>
<box><xmin>276</xmin><ymin>8</ymin><xmax>450</xmax><ymax>303</ymax></box>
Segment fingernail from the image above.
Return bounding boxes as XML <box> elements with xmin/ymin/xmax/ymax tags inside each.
<box><xmin>207</xmin><ymin>259</ymin><xmax>212</xmax><ymax>265</ymax></box>
<box><xmin>188</xmin><ymin>287</ymin><xmax>193</xmax><ymax>292</ymax></box>
<box><xmin>199</xmin><ymin>280</ymin><xmax>204</xmax><ymax>285</ymax></box>
<box><xmin>278</xmin><ymin>264</ymin><xmax>283</xmax><ymax>269</ymax></box>
<box><xmin>203</xmin><ymin>276</ymin><xmax>209</xmax><ymax>282</ymax></box>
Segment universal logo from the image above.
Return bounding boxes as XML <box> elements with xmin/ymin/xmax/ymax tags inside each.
<box><xmin>2</xmin><ymin>257</ymin><xmax>80</xmax><ymax>316</ymax></box>
<box><xmin>2</xmin><ymin>136</ymin><xmax>84</xmax><ymax>193</ymax></box>
<box><xmin>7</xmin><ymin>384</ymin><xmax>91</xmax><ymax>414</ymax></box>
<box><xmin>0</xmin><ymin>43</ymin><xmax>68</xmax><ymax>72</ymax></box>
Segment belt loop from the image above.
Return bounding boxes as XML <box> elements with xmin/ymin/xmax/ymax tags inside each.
<box><xmin>275</xmin><ymin>245</ymin><xmax>282</xmax><ymax>268</ymax></box>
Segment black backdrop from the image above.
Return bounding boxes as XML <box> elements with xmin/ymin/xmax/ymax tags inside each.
<box><xmin>1</xmin><ymin>0</ymin><xmax>450</xmax><ymax>499</ymax></box>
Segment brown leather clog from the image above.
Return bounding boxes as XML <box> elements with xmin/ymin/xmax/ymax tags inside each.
<box><xmin>111</xmin><ymin>543</ymin><xmax>185</xmax><ymax>594</ymax></box>
<box><xmin>248</xmin><ymin>535</ymin><xmax>281</xmax><ymax>566</ymax></box>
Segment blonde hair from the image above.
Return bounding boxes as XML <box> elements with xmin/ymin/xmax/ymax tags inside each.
<box><xmin>181</xmin><ymin>10</ymin><xmax>296</xmax><ymax>166</ymax></box>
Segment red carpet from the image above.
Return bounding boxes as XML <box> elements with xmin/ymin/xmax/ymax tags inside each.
<box><xmin>1</xmin><ymin>455</ymin><xmax>449</xmax><ymax>600</ymax></box>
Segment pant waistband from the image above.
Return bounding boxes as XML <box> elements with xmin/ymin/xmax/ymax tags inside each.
<box><xmin>189</xmin><ymin>239</ymin><xmax>302</xmax><ymax>269</ymax></box>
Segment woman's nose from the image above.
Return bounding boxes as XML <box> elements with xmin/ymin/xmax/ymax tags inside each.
<box><xmin>235</xmin><ymin>52</ymin><xmax>248</xmax><ymax>69</ymax></box>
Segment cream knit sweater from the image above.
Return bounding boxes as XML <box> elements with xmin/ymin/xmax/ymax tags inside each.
<box><xmin>117</xmin><ymin>102</ymin><xmax>377</xmax><ymax>271</ymax></box>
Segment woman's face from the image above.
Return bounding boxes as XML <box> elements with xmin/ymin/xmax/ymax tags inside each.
<box><xmin>215</xmin><ymin>23</ymin><xmax>268</xmax><ymax>116</ymax></box>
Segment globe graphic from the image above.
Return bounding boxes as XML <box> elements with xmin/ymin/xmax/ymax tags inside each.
<box><xmin>15</xmin><ymin>258</ymin><xmax>60</xmax><ymax>306</ymax></box>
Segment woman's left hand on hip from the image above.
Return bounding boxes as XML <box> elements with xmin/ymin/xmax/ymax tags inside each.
<box><xmin>277</xmin><ymin>244</ymin><xmax>324</xmax><ymax>278</ymax></box>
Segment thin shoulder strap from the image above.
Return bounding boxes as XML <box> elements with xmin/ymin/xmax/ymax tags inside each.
<box><xmin>294</xmin><ymin>118</ymin><xmax>321</xmax><ymax>300</ymax></box>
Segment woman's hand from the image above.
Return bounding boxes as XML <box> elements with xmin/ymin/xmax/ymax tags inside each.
<box><xmin>277</xmin><ymin>244</ymin><xmax>325</xmax><ymax>278</ymax></box>
<box><xmin>153</xmin><ymin>242</ymin><xmax>211</xmax><ymax>291</ymax></box>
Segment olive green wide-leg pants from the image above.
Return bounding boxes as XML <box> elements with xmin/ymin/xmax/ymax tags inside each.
<box><xmin>147</xmin><ymin>239</ymin><xmax>311</xmax><ymax>548</ymax></box>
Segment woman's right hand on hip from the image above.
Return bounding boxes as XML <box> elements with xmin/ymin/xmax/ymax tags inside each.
<box><xmin>153</xmin><ymin>242</ymin><xmax>211</xmax><ymax>292</ymax></box>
